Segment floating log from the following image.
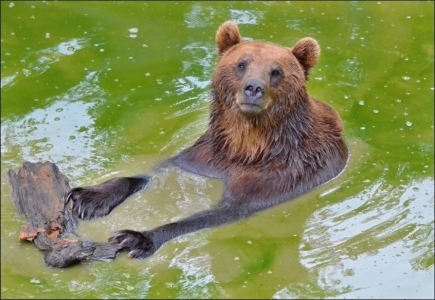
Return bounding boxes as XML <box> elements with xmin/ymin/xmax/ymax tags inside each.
<box><xmin>6</xmin><ymin>161</ymin><xmax>121</xmax><ymax>268</ymax></box>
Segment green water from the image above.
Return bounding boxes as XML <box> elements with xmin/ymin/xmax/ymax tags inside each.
<box><xmin>1</xmin><ymin>1</ymin><xmax>433</xmax><ymax>299</ymax></box>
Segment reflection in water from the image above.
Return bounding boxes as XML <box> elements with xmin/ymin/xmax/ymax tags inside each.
<box><xmin>338</xmin><ymin>56</ymin><xmax>364</xmax><ymax>88</ymax></box>
<box><xmin>1</xmin><ymin>38</ymin><xmax>88</xmax><ymax>89</ymax></box>
<box><xmin>0</xmin><ymin>73</ymin><xmax>17</xmax><ymax>89</ymax></box>
<box><xmin>229</xmin><ymin>9</ymin><xmax>263</xmax><ymax>25</ymax></box>
<box><xmin>160</xmin><ymin>115</ymin><xmax>208</xmax><ymax>154</ymax></box>
<box><xmin>175</xmin><ymin>42</ymin><xmax>214</xmax><ymax>92</ymax></box>
<box><xmin>184</xmin><ymin>3</ymin><xmax>264</xmax><ymax>28</ymax></box>
<box><xmin>184</xmin><ymin>3</ymin><xmax>217</xmax><ymax>29</ymax></box>
<box><xmin>162</xmin><ymin>40</ymin><xmax>215</xmax><ymax>152</ymax></box>
<box><xmin>169</xmin><ymin>42</ymin><xmax>214</xmax><ymax>120</ymax></box>
<box><xmin>25</xmin><ymin>38</ymin><xmax>88</xmax><ymax>77</ymax></box>
<box><xmin>1</xmin><ymin>71</ymin><xmax>108</xmax><ymax>179</ymax></box>
<box><xmin>274</xmin><ymin>177</ymin><xmax>434</xmax><ymax>299</ymax></box>
<box><xmin>167</xmin><ymin>238</ymin><xmax>217</xmax><ymax>298</ymax></box>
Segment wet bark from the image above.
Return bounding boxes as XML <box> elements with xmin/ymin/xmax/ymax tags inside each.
<box><xmin>6</xmin><ymin>161</ymin><xmax>121</xmax><ymax>268</ymax></box>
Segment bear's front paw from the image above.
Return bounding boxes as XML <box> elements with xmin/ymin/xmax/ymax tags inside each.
<box><xmin>66</xmin><ymin>176</ymin><xmax>150</xmax><ymax>220</ymax></box>
<box><xmin>66</xmin><ymin>187</ymin><xmax>114</xmax><ymax>220</ymax></box>
<box><xmin>108</xmin><ymin>229</ymin><xmax>155</xmax><ymax>259</ymax></box>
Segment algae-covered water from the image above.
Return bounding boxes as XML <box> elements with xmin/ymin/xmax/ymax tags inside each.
<box><xmin>1</xmin><ymin>1</ymin><xmax>433</xmax><ymax>299</ymax></box>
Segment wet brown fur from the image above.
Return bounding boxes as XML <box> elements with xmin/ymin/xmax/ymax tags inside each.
<box><xmin>175</xmin><ymin>21</ymin><xmax>348</xmax><ymax>205</ymax></box>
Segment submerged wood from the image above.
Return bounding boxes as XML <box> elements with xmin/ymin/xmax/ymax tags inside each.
<box><xmin>6</xmin><ymin>161</ymin><xmax>121</xmax><ymax>268</ymax></box>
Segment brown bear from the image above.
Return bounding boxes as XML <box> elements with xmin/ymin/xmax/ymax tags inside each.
<box><xmin>67</xmin><ymin>21</ymin><xmax>348</xmax><ymax>259</ymax></box>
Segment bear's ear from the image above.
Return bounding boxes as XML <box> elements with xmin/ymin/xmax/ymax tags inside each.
<box><xmin>216</xmin><ymin>21</ymin><xmax>242</xmax><ymax>56</ymax></box>
<box><xmin>291</xmin><ymin>37</ymin><xmax>320</xmax><ymax>78</ymax></box>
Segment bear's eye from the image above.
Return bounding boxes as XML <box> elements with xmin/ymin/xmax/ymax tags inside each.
<box><xmin>237</xmin><ymin>62</ymin><xmax>246</xmax><ymax>71</ymax></box>
<box><xmin>271</xmin><ymin>69</ymin><xmax>281</xmax><ymax>77</ymax></box>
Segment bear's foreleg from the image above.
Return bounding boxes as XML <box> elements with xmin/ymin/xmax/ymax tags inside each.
<box><xmin>108</xmin><ymin>201</ymin><xmax>254</xmax><ymax>259</ymax></box>
<box><xmin>66</xmin><ymin>175</ymin><xmax>151</xmax><ymax>220</ymax></box>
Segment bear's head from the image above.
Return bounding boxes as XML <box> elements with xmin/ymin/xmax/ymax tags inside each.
<box><xmin>211</xmin><ymin>21</ymin><xmax>320</xmax><ymax>120</ymax></box>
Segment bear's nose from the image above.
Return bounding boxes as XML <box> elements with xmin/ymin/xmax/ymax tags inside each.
<box><xmin>244</xmin><ymin>79</ymin><xmax>265</xmax><ymax>98</ymax></box>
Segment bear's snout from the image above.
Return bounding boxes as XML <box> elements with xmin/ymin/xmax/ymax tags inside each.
<box><xmin>244</xmin><ymin>79</ymin><xmax>265</xmax><ymax>99</ymax></box>
<box><xmin>236</xmin><ymin>79</ymin><xmax>270</xmax><ymax>116</ymax></box>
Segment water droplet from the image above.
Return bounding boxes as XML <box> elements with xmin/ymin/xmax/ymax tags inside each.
<box><xmin>45</xmin><ymin>32</ymin><xmax>50</xmax><ymax>39</ymax></box>
<box><xmin>402</xmin><ymin>76</ymin><xmax>410</xmax><ymax>80</ymax></box>
<box><xmin>99</xmin><ymin>49</ymin><xmax>104</xmax><ymax>52</ymax></box>
<box><xmin>128</xmin><ymin>28</ymin><xmax>138</xmax><ymax>33</ymax></box>
<box><xmin>22</xmin><ymin>69</ymin><xmax>31</xmax><ymax>77</ymax></box>
<box><xmin>358</xmin><ymin>100</ymin><xmax>364</xmax><ymax>105</ymax></box>
<box><xmin>9</xmin><ymin>2</ymin><xmax>15</xmax><ymax>8</ymax></box>
<box><xmin>373</xmin><ymin>110</ymin><xmax>379</xmax><ymax>114</ymax></box>
<box><xmin>360</xmin><ymin>126</ymin><xmax>365</xmax><ymax>130</ymax></box>
<box><xmin>406</xmin><ymin>121</ymin><xmax>412</xmax><ymax>127</ymax></box>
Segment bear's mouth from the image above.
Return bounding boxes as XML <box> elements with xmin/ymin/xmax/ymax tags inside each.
<box><xmin>238</xmin><ymin>102</ymin><xmax>264</xmax><ymax>115</ymax></box>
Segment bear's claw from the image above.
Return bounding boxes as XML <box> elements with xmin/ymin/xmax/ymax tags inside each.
<box><xmin>108</xmin><ymin>229</ymin><xmax>155</xmax><ymax>259</ymax></box>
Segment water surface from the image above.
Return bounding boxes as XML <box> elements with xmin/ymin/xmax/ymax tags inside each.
<box><xmin>1</xmin><ymin>1</ymin><xmax>433</xmax><ymax>299</ymax></box>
